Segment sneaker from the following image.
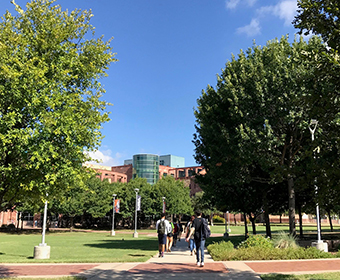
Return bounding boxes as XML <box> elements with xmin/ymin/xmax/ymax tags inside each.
<box><xmin>158</xmin><ymin>253</ymin><xmax>161</xmax><ymax>258</ymax></box>
<box><xmin>197</xmin><ymin>262</ymin><xmax>200</xmax><ymax>266</ymax></box>
<box><xmin>161</xmin><ymin>252</ymin><xmax>164</xmax><ymax>258</ymax></box>
<box><xmin>194</xmin><ymin>249</ymin><xmax>196</xmax><ymax>254</ymax></box>
<box><xmin>190</xmin><ymin>252</ymin><xmax>193</xmax><ymax>256</ymax></box>
<box><xmin>200</xmin><ymin>262</ymin><xmax>204</xmax><ymax>267</ymax></box>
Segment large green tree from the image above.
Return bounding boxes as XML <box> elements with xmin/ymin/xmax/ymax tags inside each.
<box><xmin>194</xmin><ymin>36</ymin><xmax>329</xmax><ymax>236</ymax></box>
<box><xmin>0</xmin><ymin>0</ymin><xmax>116</xmax><ymax>210</ymax></box>
<box><xmin>293</xmin><ymin>0</ymin><xmax>340</xmax><ymax>51</ymax></box>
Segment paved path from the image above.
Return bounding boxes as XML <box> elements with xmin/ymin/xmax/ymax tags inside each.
<box><xmin>1</xmin><ymin>235</ymin><xmax>340</xmax><ymax>279</ymax></box>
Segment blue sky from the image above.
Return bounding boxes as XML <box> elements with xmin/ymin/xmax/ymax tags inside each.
<box><xmin>2</xmin><ymin>0</ymin><xmax>300</xmax><ymax>167</ymax></box>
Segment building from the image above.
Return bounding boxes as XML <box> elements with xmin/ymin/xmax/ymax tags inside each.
<box><xmin>87</xmin><ymin>154</ymin><xmax>205</xmax><ymax>195</ymax></box>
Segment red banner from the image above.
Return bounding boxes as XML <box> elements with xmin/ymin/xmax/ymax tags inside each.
<box><xmin>114</xmin><ymin>199</ymin><xmax>120</xmax><ymax>213</ymax></box>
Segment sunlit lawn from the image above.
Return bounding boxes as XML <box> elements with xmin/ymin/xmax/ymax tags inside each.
<box><xmin>0</xmin><ymin>231</ymin><xmax>158</xmax><ymax>263</ymax></box>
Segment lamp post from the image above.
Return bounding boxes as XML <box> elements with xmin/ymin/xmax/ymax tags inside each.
<box><xmin>133</xmin><ymin>188</ymin><xmax>139</xmax><ymax>238</ymax></box>
<box><xmin>309</xmin><ymin>119</ymin><xmax>328</xmax><ymax>252</ymax></box>
<box><xmin>34</xmin><ymin>193</ymin><xmax>50</xmax><ymax>259</ymax></box>
<box><xmin>111</xmin><ymin>194</ymin><xmax>117</xmax><ymax>236</ymax></box>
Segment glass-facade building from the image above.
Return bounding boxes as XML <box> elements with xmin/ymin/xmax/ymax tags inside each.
<box><xmin>133</xmin><ymin>154</ymin><xmax>159</xmax><ymax>185</ymax></box>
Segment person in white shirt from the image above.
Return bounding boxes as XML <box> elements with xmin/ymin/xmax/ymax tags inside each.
<box><xmin>155</xmin><ymin>212</ymin><xmax>171</xmax><ymax>257</ymax></box>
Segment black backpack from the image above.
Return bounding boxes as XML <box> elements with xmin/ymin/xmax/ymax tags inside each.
<box><xmin>157</xmin><ymin>220</ymin><xmax>166</xmax><ymax>235</ymax></box>
<box><xmin>201</xmin><ymin>218</ymin><xmax>211</xmax><ymax>239</ymax></box>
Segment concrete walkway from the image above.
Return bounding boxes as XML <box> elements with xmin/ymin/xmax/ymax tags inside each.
<box><xmin>1</xmin><ymin>236</ymin><xmax>340</xmax><ymax>279</ymax></box>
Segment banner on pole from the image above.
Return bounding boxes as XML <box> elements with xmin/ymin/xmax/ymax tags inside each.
<box><xmin>137</xmin><ymin>195</ymin><xmax>141</xmax><ymax>211</ymax></box>
<box><xmin>163</xmin><ymin>201</ymin><xmax>166</xmax><ymax>213</ymax></box>
<box><xmin>114</xmin><ymin>199</ymin><xmax>120</xmax><ymax>213</ymax></box>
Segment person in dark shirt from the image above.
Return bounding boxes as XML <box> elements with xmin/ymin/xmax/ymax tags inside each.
<box><xmin>186</xmin><ymin>210</ymin><xmax>206</xmax><ymax>267</ymax></box>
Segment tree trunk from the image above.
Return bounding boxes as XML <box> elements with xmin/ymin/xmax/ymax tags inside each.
<box><xmin>248</xmin><ymin>214</ymin><xmax>256</xmax><ymax>235</ymax></box>
<box><xmin>279</xmin><ymin>214</ymin><xmax>282</xmax><ymax>224</ymax></box>
<box><xmin>70</xmin><ymin>216</ymin><xmax>74</xmax><ymax>232</ymax></box>
<box><xmin>327</xmin><ymin>209</ymin><xmax>333</xmax><ymax>232</ymax></box>
<box><xmin>287</xmin><ymin>174</ymin><xmax>296</xmax><ymax>236</ymax></box>
<box><xmin>210</xmin><ymin>213</ymin><xmax>214</xmax><ymax>226</ymax></box>
<box><xmin>263</xmin><ymin>197</ymin><xmax>271</xmax><ymax>238</ymax></box>
<box><xmin>243</xmin><ymin>213</ymin><xmax>248</xmax><ymax>239</ymax></box>
<box><xmin>298</xmin><ymin>204</ymin><xmax>303</xmax><ymax>237</ymax></box>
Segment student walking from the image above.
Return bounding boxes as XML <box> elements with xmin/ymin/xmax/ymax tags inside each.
<box><xmin>186</xmin><ymin>210</ymin><xmax>208</xmax><ymax>267</ymax></box>
<box><xmin>166</xmin><ymin>219</ymin><xmax>174</xmax><ymax>252</ymax></box>
<box><xmin>186</xmin><ymin>215</ymin><xmax>196</xmax><ymax>256</ymax></box>
<box><xmin>173</xmin><ymin>218</ymin><xmax>180</xmax><ymax>247</ymax></box>
<box><xmin>156</xmin><ymin>213</ymin><xmax>171</xmax><ymax>257</ymax></box>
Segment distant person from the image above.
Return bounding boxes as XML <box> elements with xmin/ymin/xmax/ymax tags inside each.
<box><xmin>173</xmin><ymin>218</ymin><xmax>180</xmax><ymax>246</ymax></box>
<box><xmin>186</xmin><ymin>210</ymin><xmax>208</xmax><ymax>267</ymax></box>
<box><xmin>166</xmin><ymin>218</ymin><xmax>174</xmax><ymax>252</ymax></box>
<box><xmin>156</xmin><ymin>213</ymin><xmax>171</xmax><ymax>257</ymax></box>
<box><xmin>186</xmin><ymin>215</ymin><xmax>196</xmax><ymax>256</ymax></box>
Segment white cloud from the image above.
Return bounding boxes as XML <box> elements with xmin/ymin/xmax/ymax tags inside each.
<box><xmin>225</xmin><ymin>0</ymin><xmax>257</xmax><ymax>9</ymax></box>
<box><xmin>225</xmin><ymin>0</ymin><xmax>240</xmax><ymax>9</ymax></box>
<box><xmin>257</xmin><ymin>0</ymin><xmax>298</xmax><ymax>26</ymax></box>
<box><xmin>86</xmin><ymin>149</ymin><xmax>123</xmax><ymax>167</ymax></box>
<box><xmin>236</xmin><ymin>18</ymin><xmax>261</xmax><ymax>37</ymax></box>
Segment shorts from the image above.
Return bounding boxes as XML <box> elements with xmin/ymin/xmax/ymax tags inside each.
<box><xmin>158</xmin><ymin>234</ymin><xmax>167</xmax><ymax>245</ymax></box>
<box><xmin>167</xmin><ymin>232</ymin><xmax>173</xmax><ymax>238</ymax></box>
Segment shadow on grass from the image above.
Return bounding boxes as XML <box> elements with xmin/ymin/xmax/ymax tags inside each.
<box><xmin>261</xmin><ymin>274</ymin><xmax>301</xmax><ymax>280</ymax></box>
<box><xmin>84</xmin><ymin>239</ymin><xmax>158</xmax><ymax>251</ymax></box>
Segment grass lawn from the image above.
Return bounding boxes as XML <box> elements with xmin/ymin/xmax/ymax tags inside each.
<box><xmin>0</xmin><ymin>231</ymin><xmax>158</xmax><ymax>263</ymax></box>
<box><xmin>261</xmin><ymin>272</ymin><xmax>340</xmax><ymax>280</ymax></box>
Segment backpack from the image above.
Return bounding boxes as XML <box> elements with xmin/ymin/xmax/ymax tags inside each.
<box><xmin>157</xmin><ymin>220</ymin><xmax>166</xmax><ymax>235</ymax></box>
<box><xmin>174</xmin><ymin>223</ymin><xmax>179</xmax><ymax>233</ymax></box>
<box><xmin>201</xmin><ymin>218</ymin><xmax>211</xmax><ymax>239</ymax></box>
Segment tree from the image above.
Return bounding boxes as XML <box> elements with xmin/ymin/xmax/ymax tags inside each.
<box><xmin>193</xmin><ymin>36</ymin><xmax>329</xmax><ymax>236</ymax></box>
<box><xmin>154</xmin><ymin>176</ymin><xmax>193</xmax><ymax>217</ymax></box>
<box><xmin>0</xmin><ymin>0</ymin><xmax>116</xmax><ymax>210</ymax></box>
<box><xmin>293</xmin><ymin>0</ymin><xmax>340</xmax><ymax>51</ymax></box>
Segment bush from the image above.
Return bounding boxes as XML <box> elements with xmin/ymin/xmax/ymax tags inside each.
<box><xmin>208</xmin><ymin>243</ymin><xmax>336</xmax><ymax>261</ymax></box>
<box><xmin>237</xmin><ymin>235</ymin><xmax>273</xmax><ymax>249</ymax></box>
<box><xmin>272</xmin><ymin>231</ymin><xmax>298</xmax><ymax>249</ymax></box>
<box><xmin>213</xmin><ymin>215</ymin><xmax>225</xmax><ymax>224</ymax></box>
<box><xmin>207</xmin><ymin>241</ymin><xmax>234</xmax><ymax>261</ymax></box>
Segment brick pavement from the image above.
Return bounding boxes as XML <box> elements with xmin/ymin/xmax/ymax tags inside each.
<box><xmin>245</xmin><ymin>259</ymin><xmax>340</xmax><ymax>274</ymax></box>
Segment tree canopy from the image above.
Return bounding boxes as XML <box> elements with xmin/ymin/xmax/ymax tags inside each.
<box><xmin>293</xmin><ymin>0</ymin><xmax>340</xmax><ymax>51</ymax></box>
<box><xmin>193</xmin><ymin>36</ymin><xmax>336</xmax><ymax>236</ymax></box>
<box><xmin>0</xmin><ymin>0</ymin><xmax>116</xmax><ymax>210</ymax></box>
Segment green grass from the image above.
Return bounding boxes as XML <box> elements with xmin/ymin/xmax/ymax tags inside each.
<box><xmin>0</xmin><ymin>231</ymin><xmax>158</xmax><ymax>263</ymax></box>
<box><xmin>261</xmin><ymin>272</ymin><xmax>340</xmax><ymax>280</ymax></box>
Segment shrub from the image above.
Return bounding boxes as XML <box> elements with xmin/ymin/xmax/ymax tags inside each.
<box><xmin>208</xmin><ymin>244</ymin><xmax>336</xmax><ymax>261</ymax></box>
<box><xmin>213</xmin><ymin>215</ymin><xmax>225</xmax><ymax>224</ymax></box>
<box><xmin>207</xmin><ymin>241</ymin><xmax>234</xmax><ymax>261</ymax></box>
<box><xmin>272</xmin><ymin>231</ymin><xmax>298</xmax><ymax>249</ymax></box>
<box><xmin>237</xmin><ymin>235</ymin><xmax>273</xmax><ymax>249</ymax></box>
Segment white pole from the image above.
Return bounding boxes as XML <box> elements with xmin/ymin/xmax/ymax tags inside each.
<box><xmin>111</xmin><ymin>194</ymin><xmax>117</xmax><ymax>236</ymax></box>
<box><xmin>309</xmin><ymin>120</ymin><xmax>322</xmax><ymax>244</ymax></box>
<box><xmin>133</xmin><ymin>188</ymin><xmax>139</xmax><ymax>238</ymax></box>
<box><xmin>40</xmin><ymin>194</ymin><xmax>48</xmax><ymax>246</ymax></box>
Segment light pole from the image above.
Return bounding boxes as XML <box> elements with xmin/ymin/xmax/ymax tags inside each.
<box><xmin>133</xmin><ymin>188</ymin><xmax>139</xmax><ymax>238</ymax></box>
<box><xmin>309</xmin><ymin>119</ymin><xmax>328</xmax><ymax>252</ymax></box>
<box><xmin>34</xmin><ymin>193</ymin><xmax>50</xmax><ymax>259</ymax></box>
<box><xmin>111</xmin><ymin>194</ymin><xmax>117</xmax><ymax>236</ymax></box>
